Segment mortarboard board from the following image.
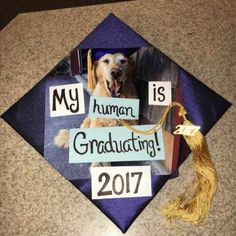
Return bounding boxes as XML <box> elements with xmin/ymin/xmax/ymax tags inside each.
<box><xmin>1</xmin><ymin>14</ymin><xmax>231</xmax><ymax>233</ymax></box>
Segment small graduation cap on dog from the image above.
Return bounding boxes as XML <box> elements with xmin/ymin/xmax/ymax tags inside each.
<box><xmin>87</xmin><ymin>48</ymin><xmax>138</xmax><ymax>92</ymax></box>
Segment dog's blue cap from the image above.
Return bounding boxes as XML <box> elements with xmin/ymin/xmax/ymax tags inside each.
<box><xmin>92</xmin><ymin>48</ymin><xmax>138</xmax><ymax>61</ymax></box>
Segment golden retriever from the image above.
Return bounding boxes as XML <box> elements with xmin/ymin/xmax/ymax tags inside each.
<box><xmin>54</xmin><ymin>52</ymin><xmax>138</xmax><ymax>166</ymax></box>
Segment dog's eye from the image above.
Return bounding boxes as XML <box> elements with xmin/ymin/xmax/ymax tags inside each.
<box><xmin>120</xmin><ymin>59</ymin><xmax>128</xmax><ymax>64</ymax></box>
<box><xmin>103</xmin><ymin>59</ymin><xmax>109</xmax><ymax>64</ymax></box>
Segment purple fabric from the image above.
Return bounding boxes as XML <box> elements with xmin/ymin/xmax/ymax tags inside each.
<box><xmin>71</xmin><ymin>175</ymin><xmax>170</xmax><ymax>232</ymax></box>
<box><xmin>180</xmin><ymin>68</ymin><xmax>230</xmax><ymax>135</ymax></box>
<box><xmin>0</xmin><ymin>14</ymin><xmax>231</xmax><ymax>233</ymax></box>
<box><xmin>1</xmin><ymin>79</ymin><xmax>46</xmax><ymax>155</ymax></box>
<box><xmin>178</xmin><ymin>69</ymin><xmax>231</xmax><ymax>165</ymax></box>
<box><xmin>78</xmin><ymin>14</ymin><xmax>151</xmax><ymax>49</ymax></box>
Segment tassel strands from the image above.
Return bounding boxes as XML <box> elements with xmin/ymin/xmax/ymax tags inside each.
<box><xmin>118</xmin><ymin>102</ymin><xmax>218</xmax><ymax>224</ymax></box>
<box><xmin>162</xmin><ymin>119</ymin><xmax>217</xmax><ymax>224</ymax></box>
<box><xmin>87</xmin><ymin>49</ymin><xmax>96</xmax><ymax>92</ymax></box>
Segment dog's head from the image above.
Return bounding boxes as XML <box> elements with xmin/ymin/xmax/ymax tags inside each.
<box><xmin>91</xmin><ymin>53</ymin><xmax>135</xmax><ymax>97</ymax></box>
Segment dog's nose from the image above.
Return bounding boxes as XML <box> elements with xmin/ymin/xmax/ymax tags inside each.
<box><xmin>111</xmin><ymin>68</ymin><xmax>122</xmax><ymax>79</ymax></box>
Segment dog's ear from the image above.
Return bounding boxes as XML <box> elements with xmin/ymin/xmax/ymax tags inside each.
<box><xmin>122</xmin><ymin>57</ymin><xmax>138</xmax><ymax>99</ymax></box>
<box><xmin>127</xmin><ymin>57</ymin><xmax>136</xmax><ymax>83</ymax></box>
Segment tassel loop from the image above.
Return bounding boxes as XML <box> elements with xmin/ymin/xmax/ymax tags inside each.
<box><xmin>118</xmin><ymin>102</ymin><xmax>187</xmax><ymax>135</ymax></box>
<box><xmin>87</xmin><ymin>49</ymin><xmax>95</xmax><ymax>92</ymax></box>
<box><xmin>178</xmin><ymin>105</ymin><xmax>187</xmax><ymax>121</ymax></box>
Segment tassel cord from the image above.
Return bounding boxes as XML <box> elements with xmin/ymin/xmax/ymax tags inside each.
<box><xmin>118</xmin><ymin>101</ymin><xmax>217</xmax><ymax>224</ymax></box>
<box><xmin>118</xmin><ymin>102</ymin><xmax>187</xmax><ymax>135</ymax></box>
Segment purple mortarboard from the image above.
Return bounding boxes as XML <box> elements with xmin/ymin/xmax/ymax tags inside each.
<box><xmin>1</xmin><ymin>14</ymin><xmax>231</xmax><ymax>233</ymax></box>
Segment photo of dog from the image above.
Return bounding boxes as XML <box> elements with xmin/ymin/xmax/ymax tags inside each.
<box><xmin>43</xmin><ymin>47</ymin><xmax>180</xmax><ymax>178</ymax></box>
<box><xmin>54</xmin><ymin>49</ymin><xmax>138</xmax><ymax>167</ymax></box>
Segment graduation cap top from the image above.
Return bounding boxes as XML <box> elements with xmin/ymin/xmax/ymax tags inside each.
<box><xmin>78</xmin><ymin>13</ymin><xmax>151</xmax><ymax>49</ymax></box>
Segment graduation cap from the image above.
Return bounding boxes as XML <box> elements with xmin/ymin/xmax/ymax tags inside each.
<box><xmin>92</xmin><ymin>48</ymin><xmax>138</xmax><ymax>61</ymax></box>
<box><xmin>1</xmin><ymin>14</ymin><xmax>231</xmax><ymax>233</ymax></box>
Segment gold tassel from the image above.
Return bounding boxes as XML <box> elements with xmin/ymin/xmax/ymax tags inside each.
<box><xmin>118</xmin><ymin>102</ymin><xmax>218</xmax><ymax>224</ymax></box>
<box><xmin>162</xmin><ymin>119</ymin><xmax>217</xmax><ymax>224</ymax></box>
<box><xmin>87</xmin><ymin>49</ymin><xmax>95</xmax><ymax>92</ymax></box>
